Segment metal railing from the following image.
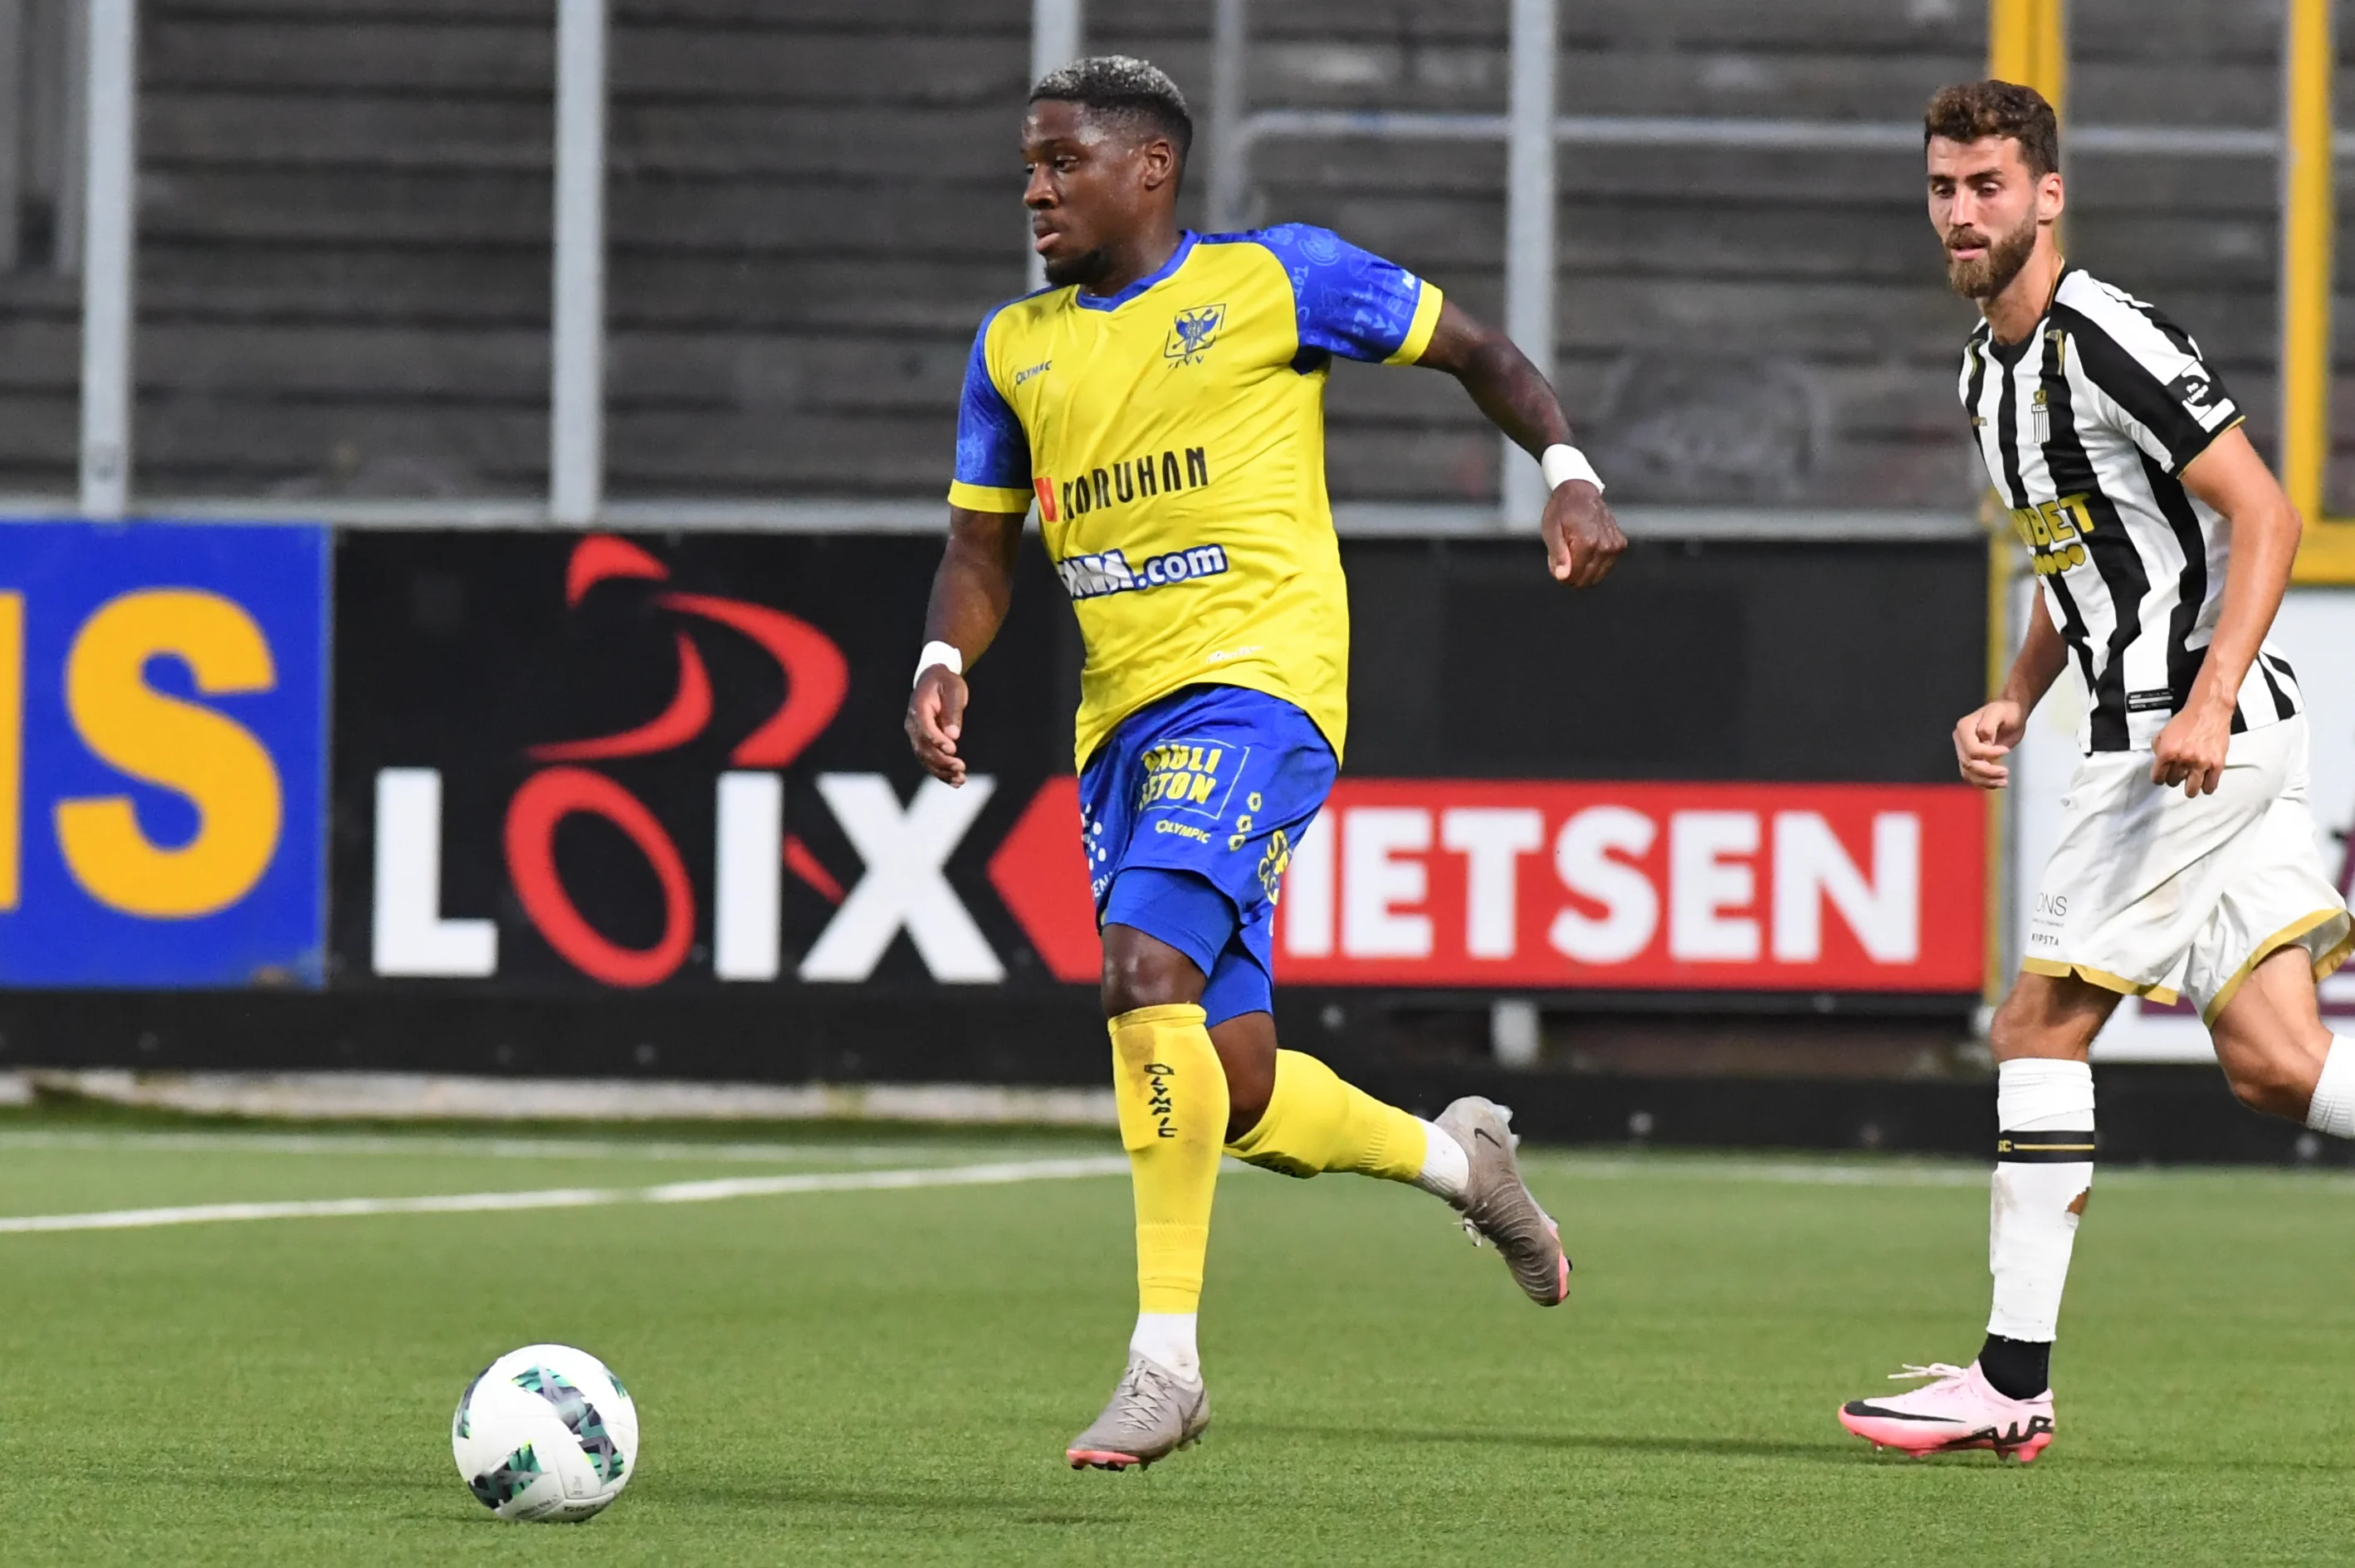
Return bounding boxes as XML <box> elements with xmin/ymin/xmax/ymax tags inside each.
<box><xmin>1196</xmin><ymin>0</ymin><xmax>2336</xmax><ymax>544</ymax></box>
<box><xmin>22</xmin><ymin>0</ymin><xmax>2338</xmax><ymax>540</ymax></box>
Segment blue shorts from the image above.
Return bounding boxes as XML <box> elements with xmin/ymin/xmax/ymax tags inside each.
<box><xmin>1078</xmin><ymin>684</ymin><xmax>1338</xmax><ymax>1026</ymax></box>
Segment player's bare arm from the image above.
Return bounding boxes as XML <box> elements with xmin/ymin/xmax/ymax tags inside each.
<box><xmin>1415</xmin><ymin>300</ymin><xmax>1627</xmax><ymax>587</ymax></box>
<box><xmin>906</xmin><ymin>505</ymin><xmax>1024</xmax><ymax>787</ymax></box>
<box><xmin>1955</xmin><ymin>592</ymin><xmax>2067</xmax><ymax>791</ymax></box>
<box><xmin>2156</xmin><ymin>429</ymin><xmax>2304</xmax><ymax>799</ymax></box>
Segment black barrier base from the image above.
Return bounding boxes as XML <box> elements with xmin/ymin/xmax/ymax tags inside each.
<box><xmin>0</xmin><ymin>990</ymin><xmax>1110</xmax><ymax>1087</ymax></box>
<box><xmin>0</xmin><ymin>991</ymin><xmax>2338</xmax><ymax>1168</ymax></box>
<box><xmin>1351</xmin><ymin>1062</ymin><xmax>2348</xmax><ymax>1168</ymax></box>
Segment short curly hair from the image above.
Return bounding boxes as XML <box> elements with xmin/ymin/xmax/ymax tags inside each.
<box><xmin>1923</xmin><ymin>80</ymin><xmax>2059</xmax><ymax>178</ymax></box>
<box><xmin>1030</xmin><ymin>55</ymin><xmax>1194</xmax><ymax>170</ymax></box>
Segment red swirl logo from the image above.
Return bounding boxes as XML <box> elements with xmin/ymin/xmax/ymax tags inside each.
<box><xmin>502</xmin><ymin>535</ymin><xmax>848</xmax><ymax>987</ymax></box>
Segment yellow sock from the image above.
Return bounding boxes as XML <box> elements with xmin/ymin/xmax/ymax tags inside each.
<box><xmin>1109</xmin><ymin>1003</ymin><xmax>1229</xmax><ymax>1316</ymax></box>
<box><xmin>1224</xmin><ymin>1048</ymin><xmax>1427</xmax><ymax>1183</ymax></box>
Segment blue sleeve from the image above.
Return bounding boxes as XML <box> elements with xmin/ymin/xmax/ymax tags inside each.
<box><xmin>1246</xmin><ymin>223</ymin><xmax>1439</xmax><ymax>364</ymax></box>
<box><xmin>952</xmin><ymin>308</ymin><xmax>1030</xmax><ymax>492</ymax></box>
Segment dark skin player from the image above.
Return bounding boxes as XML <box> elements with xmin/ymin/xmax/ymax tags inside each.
<box><xmin>906</xmin><ymin>96</ymin><xmax>1625</xmax><ymax>1139</ymax></box>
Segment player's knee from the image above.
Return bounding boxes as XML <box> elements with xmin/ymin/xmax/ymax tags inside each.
<box><xmin>1988</xmin><ymin>995</ymin><xmax>2069</xmax><ymax>1064</ymax></box>
<box><xmin>1221</xmin><ymin>1066</ymin><xmax>1274</xmax><ymax>1140</ymax></box>
<box><xmin>1988</xmin><ymin>975</ymin><xmax>2110</xmax><ymax>1064</ymax></box>
<box><xmin>1099</xmin><ymin>934</ymin><xmax>1199</xmax><ymax>1018</ymax></box>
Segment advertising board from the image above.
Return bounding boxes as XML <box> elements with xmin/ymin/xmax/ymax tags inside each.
<box><xmin>335</xmin><ymin>530</ymin><xmax>1986</xmax><ymax>999</ymax></box>
<box><xmin>998</xmin><ymin>778</ymin><xmax>1982</xmax><ymax>992</ymax></box>
<box><xmin>0</xmin><ymin>520</ymin><xmax>328</xmax><ymax>986</ymax></box>
<box><xmin>332</xmin><ymin>530</ymin><xmax>1068</xmax><ymax>993</ymax></box>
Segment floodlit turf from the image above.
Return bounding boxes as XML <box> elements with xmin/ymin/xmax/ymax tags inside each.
<box><xmin>3</xmin><ymin>1122</ymin><xmax>2355</xmax><ymax>1565</ymax></box>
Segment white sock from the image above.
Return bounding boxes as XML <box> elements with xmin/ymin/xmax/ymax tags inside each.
<box><xmin>1986</xmin><ymin>1058</ymin><xmax>2096</xmax><ymax>1344</ymax></box>
<box><xmin>1128</xmin><ymin>1312</ymin><xmax>1199</xmax><ymax>1383</ymax></box>
<box><xmin>2306</xmin><ymin>1036</ymin><xmax>2355</xmax><ymax>1138</ymax></box>
<box><xmin>1410</xmin><ymin>1117</ymin><xmax>1469</xmax><ymax>1203</ymax></box>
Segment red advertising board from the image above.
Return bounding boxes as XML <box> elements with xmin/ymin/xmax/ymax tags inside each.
<box><xmin>995</xmin><ymin>779</ymin><xmax>1986</xmax><ymax>993</ymax></box>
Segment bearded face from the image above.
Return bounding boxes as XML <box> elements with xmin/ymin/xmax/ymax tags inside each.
<box><xmin>1943</xmin><ymin>206</ymin><xmax>2040</xmax><ymax>301</ymax></box>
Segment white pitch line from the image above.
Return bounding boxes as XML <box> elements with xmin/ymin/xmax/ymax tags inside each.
<box><xmin>0</xmin><ymin>1155</ymin><xmax>1132</xmax><ymax>1235</ymax></box>
<box><xmin>0</xmin><ymin>1128</ymin><xmax>1072</xmax><ymax>1165</ymax></box>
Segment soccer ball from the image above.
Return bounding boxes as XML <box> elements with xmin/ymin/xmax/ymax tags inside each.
<box><xmin>451</xmin><ymin>1344</ymin><xmax>639</xmax><ymax>1522</ymax></box>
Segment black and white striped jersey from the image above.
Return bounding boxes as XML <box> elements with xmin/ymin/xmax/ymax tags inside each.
<box><xmin>1962</xmin><ymin>266</ymin><xmax>2300</xmax><ymax>754</ymax></box>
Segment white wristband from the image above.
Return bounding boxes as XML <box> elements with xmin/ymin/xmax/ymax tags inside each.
<box><xmin>1541</xmin><ymin>443</ymin><xmax>1605</xmax><ymax>493</ymax></box>
<box><xmin>913</xmin><ymin>640</ymin><xmax>963</xmax><ymax>687</ymax></box>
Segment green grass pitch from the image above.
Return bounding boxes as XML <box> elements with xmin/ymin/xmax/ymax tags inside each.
<box><xmin>3</xmin><ymin>1113</ymin><xmax>2353</xmax><ymax>1566</ymax></box>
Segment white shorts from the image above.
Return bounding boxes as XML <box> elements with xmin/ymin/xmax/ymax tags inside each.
<box><xmin>2023</xmin><ymin>714</ymin><xmax>2353</xmax><ymax>1023</ymax></box>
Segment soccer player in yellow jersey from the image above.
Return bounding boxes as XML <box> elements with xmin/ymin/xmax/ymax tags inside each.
<box><xmin>902</xmin><ymin>56</ymin><xmax>1626</xmax><ymax>1470</ymax></box>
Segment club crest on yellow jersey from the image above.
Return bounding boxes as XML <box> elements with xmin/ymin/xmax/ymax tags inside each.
<box><xmin>1165</xmin><ymin>305</ymin><xmax>1227</xmax><ymax>366</ymax></box>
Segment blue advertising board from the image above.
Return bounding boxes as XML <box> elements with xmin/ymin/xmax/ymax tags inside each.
<box><xmin>0</xmin><ymin>520</ymin><xmax>328</xmax><ymax>986</ymax></box>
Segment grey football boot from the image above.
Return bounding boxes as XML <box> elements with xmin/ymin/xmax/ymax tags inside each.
<box><xmin>1065</xmin><ymin>1355</ymin><xmax>1211</xmax><ymax>1471</ymax></box>
<box><xmin>1434</xmin><ymin>1097</ymin><xmax>1571</xmax><ymax>1306</ymax></box>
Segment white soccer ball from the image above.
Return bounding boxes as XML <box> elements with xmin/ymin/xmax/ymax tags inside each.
<box><xmin>451</xmin><ymin>1343</ymin><xmax>639</xmax><ymax>1522</ymax></box>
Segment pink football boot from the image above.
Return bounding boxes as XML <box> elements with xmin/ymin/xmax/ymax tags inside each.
<box><xmin>1838</xmin><ymin>1361</ymin><xmax>2055</xmax><ymax>1463</ymax></box>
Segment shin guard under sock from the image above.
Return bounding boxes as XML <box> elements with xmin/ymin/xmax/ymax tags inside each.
<box><xmin>1985</xmin><ymin>1058</ymin><xmax>2094</xmax><ymax>1390</ymax></box>
<box><xmin>1223</xmin><ymin>1048</ymin><xmax>1425</xmax><ymax>1183</ymax></box>
<box><xmin>1109</xmin><ymin>1004</ymin><xmax>1229</xmax><ymax>1317</ymax></box>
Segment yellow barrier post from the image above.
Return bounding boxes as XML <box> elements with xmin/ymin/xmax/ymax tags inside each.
<box><xmin>2282</xmin><ymin>0</ymin><xmax>2355</xmax><ymax>581</ymax></box>
<box><xmin>2283</xmin><ymin>0</ymin><xmax>2331</xmax><ymax>527</ymax></box>
<box><xmin>1987</xmin><ymin>0</ymin><xmax>2066</xmax><ymax>114</ymax></box>
<box><xmin>1981</xmin><ymin>496</ymin><xmax>2011</xmax><ymax>1007</ymax></box>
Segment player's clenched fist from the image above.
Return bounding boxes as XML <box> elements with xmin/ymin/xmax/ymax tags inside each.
<box><xmin>1952</xmin><ymin>698</ymin><xmax>2025</xmax><ymax>790</ymax></box>
<box><xmin>906</xmin><ymin>666</ymin><xmax>970</xmax><ymax>787</ymax></box>
<box><xmin>1542</xmin><ymin>481</ymin><xmax>1626</xmax><ymax>587</ymax></box>
<box><xmin>2149</xmin><ymin>701</ymin><xmax>2231</xmax><ymax>799</ymax></box>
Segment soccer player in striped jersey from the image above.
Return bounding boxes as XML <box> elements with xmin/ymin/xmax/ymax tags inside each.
<box><xmin>902</xmin><ymin>56</ymin><xmax>1625</xmax><ymax>1470</ymax></box>
<box><xmin>1839</xmin><ymin>81</ymin><xmax>2354</xmax><ymax>1463</ymax></box>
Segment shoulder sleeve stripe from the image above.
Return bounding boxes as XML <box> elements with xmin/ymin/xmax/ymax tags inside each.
<box><xmin>947</xmin><ymin>479</ymin><xmax>1034</xmax><ymax>514</ymax></box>
<box><xmin>1252</xmin><ymin>223</ymin><xmax>1439</xmax><ymax>364</ymax></box>
<box><xmin>2059</xmin><ymin>302</ymin><xmax>2240</xmax><ymax>474</ymax></box>
<box><xmin>2054</xmin><ymin>280</ymin><xmax>2188</xmax><ymax>378</ymax></box>
<box><xmin>1386</xmin><ymin>281</ymin><xmax>1445</xmax><ymax>365</ymax></box>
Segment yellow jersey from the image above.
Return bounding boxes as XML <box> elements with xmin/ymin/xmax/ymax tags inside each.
<box><xmin>946</xmin><ymin>226</ymin><xmax>1443</xmax><ymax>769</ymax></box>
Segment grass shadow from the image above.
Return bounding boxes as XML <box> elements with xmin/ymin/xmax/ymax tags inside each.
<box><xmin>1254</xmin><ymin>1422</ymin><xmax>2355</xmax><ymax>1476</ymax></box>
<box><xmin>659</xmin><ymin>1478</ymin><xmax>1141</xmax><ymax>1524</ymax></box>
<box><xmin>1248</xmin><ymin>1420</ymin><xmax>1864</xmax><ymax>1465</ymax></box>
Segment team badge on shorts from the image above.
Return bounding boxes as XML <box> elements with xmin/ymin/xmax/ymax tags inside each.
<box><xmin>1137</xmin><ymin>740</ymin><xmax>1247</xmax><ymax>824</ymax></box>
